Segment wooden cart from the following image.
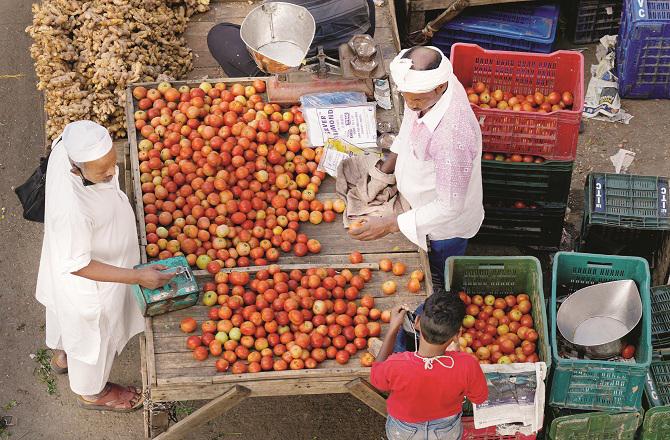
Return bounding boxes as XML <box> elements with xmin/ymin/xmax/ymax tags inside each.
<box><xmin>119</xmin><ymin>2</ymin><xmax>434</xmax><ymax>437</ymax></box>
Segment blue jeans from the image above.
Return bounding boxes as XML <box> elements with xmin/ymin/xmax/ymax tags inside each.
<box><xmin>386</xmin><ymin>413</ymin><xmax>462</xmax><ymax>440</ymax></box>
<box><xmin>429</xmin><ymin>238</ymin><xmax>468</xmax><ymax>291</ymax></box>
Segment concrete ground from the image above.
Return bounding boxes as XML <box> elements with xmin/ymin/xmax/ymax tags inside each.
<box><xmin>0</xmin><ymin>1</ymin><xmax>668</xmax><ymax>439</ymax></box>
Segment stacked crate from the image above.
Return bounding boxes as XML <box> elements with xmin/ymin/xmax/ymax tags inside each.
<box><xmin>641</xmin><ymin>284</ymin><xmax>670</xmax><ymax>439</ymax></box>
<box><xmin>431</xmin><ymin>3</ymin><xmax>560</xmax><ymax>55</ymax></box>
<box><xmin>445</xmin><ymin>256</ymin><xmax>550</xmax><ymax>439</ymax></box>
<box><xmin>617</xmin><ymin>0</ymin><xmax>670</xmax><ymax>98</ymax></box>
<box><xmin>578</xmin><ymin>173</ymin><xmax>670</xmax><ymax>285</ymax></box>
<box><xmin>547</xmin><ymin>252</ymin><xmax>653</xmax><ymax>438</ymax></box>
<box><xmin>565</xmin><ymin>0</ymin><xmax>623</xmax><ymax>44</ymax></box>
<box><xmin>450</xmin><ymin>44</ymin><xmax>584</xmax><ymax>247</ymax></box>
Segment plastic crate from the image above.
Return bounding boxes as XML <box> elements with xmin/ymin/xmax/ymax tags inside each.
<box><xmin>566</xmin><ymin>0</ymin><xmax>623</xmax><ymax>44</ymax></box>
<box><xmin>482</xmin><ymin>160</ymin><xmax>573</xmax><ymax>204</ymax></box>
<box><xmin>617</xmin><ymin>0</ymin><xmax>670</xmax><ymax>98</ymax></box>
<box><xmin>450</xmin><ymin>44</ymin><xmax>584</xmax><ymax>161</ymax></box>
<box><xmin>578</xmin><ymin>223</ymin><xmax>670</xmax><ymax>286</ymax></box>
<box><xmin>461</xmin><ymin>417</ymin><xmax>537</xmax><ymax>439</ymax></box>
<box><xmin>640</xmin><ymin>406</ymin><xmax>670</xmax><ymax>439</ymax></box>
<box><xmin>651</xmin><ymin>286</ymin><xmax>670</xmax><ymax>348</ymax></box>
<box><xmin>584</xmin><ymin>173</ymin><xmax>670</xmax><ymax>230</ymax></box>
<box><xmin>547</xmin><ymin>409</ymin><xmax>641</xmax><ymax>440</ymax></box>
<box><xmin>432</xmin><ymin>3</ymin><xmax>559</xmax><ymax>54</ymax></box>
<box><xmin>444</xmin><ymin>256</ymin><xmax>551</xmax><ymax>371</ymax></box>
<box><xmin>647</xmin><ymin>361</ymin><xmax>670</xmax><ymax>407</ymax></box>
<box><xmin>549</xmin><ymin>252</ymin><xmax>652</xmax><ymax>411</ymax></box>
<box><xmin>476</xmin><ymin>202</ymin><xmax>566</xmax><ymax>247</ymax></box>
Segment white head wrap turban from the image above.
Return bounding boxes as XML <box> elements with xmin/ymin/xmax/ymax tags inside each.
<box><xmin>389</xmin><ymin>46</ymin><xmax>454</xmax><ymax>94</ymax></box>
<box><xmin>63</xmin><ymin>120</ymin><xmax>113</xmax><ymax>163</ymax></box>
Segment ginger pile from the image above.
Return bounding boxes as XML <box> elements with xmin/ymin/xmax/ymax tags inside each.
<box><xmin>26</xmin><ymin>0</ymin><xmax>210</xmax><ymax>140</ymax></box>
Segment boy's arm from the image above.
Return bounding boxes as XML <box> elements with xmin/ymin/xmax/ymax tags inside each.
<box><xmin>374</xmin><ymin>305</ymin><xmax>406</xmax><ymax>363</ymax></box>
<box><xmin>369</xmin><ymin>305</ymin><xmax>407</xmax><ymax>392</ymax></box>
<box><xmin>465</xmin><ymin>358</ymin><xmax>489</xmax><ymax>404</ymax></box>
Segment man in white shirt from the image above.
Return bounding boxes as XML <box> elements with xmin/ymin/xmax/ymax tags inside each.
<box><xmin>349</xmin><ymin>46</ymin><xmax>484</xmax><ymax>288</ymax></box>
<box><xmin>36</xmin><ymin>120</ymin><xmax>174</xmax><ymax>411</ymax></box>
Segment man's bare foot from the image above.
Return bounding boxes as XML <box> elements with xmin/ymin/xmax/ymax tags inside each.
<box><xmin>77</xmin><ymin>383</ymin><xmax>143</xmax><ymax>412</ymax></box>
<box><xmin>50</xmin><ymin>349</ymin><xmax>68</xmax><ymax>374</ymax></box>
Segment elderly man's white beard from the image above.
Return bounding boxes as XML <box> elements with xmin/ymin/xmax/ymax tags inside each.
<box><xmin>390</xmin><ymin>46</ymin><xmax>454</xmax><ymax>94</ymax></box>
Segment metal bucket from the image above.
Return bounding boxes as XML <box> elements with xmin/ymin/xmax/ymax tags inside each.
<box><xmin>557</xmin><ymin>280</ymin><xmax>642</xmax><ymax>359</ymax></box>
<box><xmin>240</xmin><ymin>2</ymin><xmax>316</xmax><ymax>74</ymax></box>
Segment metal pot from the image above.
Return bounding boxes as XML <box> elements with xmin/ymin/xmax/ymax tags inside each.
<box><xmin>240</xmin><ymin>2</ymin><xmax>316</xmax><ymax>74</ymax></box>
<box><xmin>556</xmin><ymin>280</ymin><xmax>642</xmax><ymax>359</ymax></box>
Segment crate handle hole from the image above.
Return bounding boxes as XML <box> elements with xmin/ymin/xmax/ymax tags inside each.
<box><xmin>477</xmin><ymin>264</ymin><xmax>505</xmax><ymax>270</ymax></box>
<box><xmin>586</xmin><ymin>261</ymin><xmax>614</xmax><ymax>268</ymax></box>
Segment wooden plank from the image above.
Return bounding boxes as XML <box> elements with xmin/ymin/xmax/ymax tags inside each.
<box><xmin>150</xmin><ymin>377</ymin><xmax>350</xmax><ymax>401</ymax></box>
<box><xmin>346</xmin><ymin>378</ymin><xmax>388</xmax><ymax>417</ymax></box>
<box><xmin>125</xmin><ymin>87</ymin><xmax>148</xmax><ymax>248</ymax></box>
<box><xmin>410</xmin><ymin>0</ymin><xmax>535</xmax><ymax>10</ymax></box>
<box><xmin>145</xmin><ymin>316</ymin><xmax>158</xmax><ymax>387</ymax></box>
<box><xmin>154</xmin><ymin>385</ymin><xmax>251</xmax><ymax>440</ymax></box>
<box><xmin>140</xmin><ymin>335</ymin><xmax>151</xmax><ymax>439</ymax></box>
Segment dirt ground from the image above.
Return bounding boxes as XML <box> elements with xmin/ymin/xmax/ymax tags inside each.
<box><xmin>1</xmin><ymin>1</ymin><xmax>668</xmax><ymax>439</ymax></box>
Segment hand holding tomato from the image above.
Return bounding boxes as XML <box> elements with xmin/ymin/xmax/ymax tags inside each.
<box><xmin>348</xmin><ymin>216</ymin><xmax>399</xmax><ymax>241</ymax></box>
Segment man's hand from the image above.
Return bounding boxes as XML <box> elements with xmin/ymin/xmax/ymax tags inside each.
<box><xmin>389</xmin><ymin>305</ymin><xmax>408</xmax><ymax>331</ymax></box>
<box><xmin>135</xmin><ymin>265</ymin><xmax>175</xmax><ymax>290</ymax></box>
<box><xmin>348</xmin><ymin>216</ymin><xmax>399</xmax><ymax>241</ymax></box>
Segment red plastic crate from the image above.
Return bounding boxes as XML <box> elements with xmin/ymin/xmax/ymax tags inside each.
<box><xmin>462</xmin><ymin>417</ymin><xmax>537</xmax><ymax>440</ymax></box>
<box><xmin>450</xmin><ymin>44</ymin><xmax>584</xmax><ymax>161</ymax></box>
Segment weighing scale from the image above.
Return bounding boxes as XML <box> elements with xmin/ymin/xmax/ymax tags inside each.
<box><xmin>240</xmin><ymin>2</ymin><xmax>387</xmax><ymax>104</ymax></box>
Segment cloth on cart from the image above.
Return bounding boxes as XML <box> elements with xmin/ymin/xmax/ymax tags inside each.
<box><xmin>335</xmin><ymin>154</ymin><xmax>410</xmax><ymax>227</ymax></box>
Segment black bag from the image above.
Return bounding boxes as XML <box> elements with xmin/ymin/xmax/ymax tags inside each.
<box><xmin>14</xmin><ymin>138</ymin><xmax>61</xmax><ymax>223</ymax></box>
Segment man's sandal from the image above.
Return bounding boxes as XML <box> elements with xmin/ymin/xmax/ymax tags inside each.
<box><xmin>50</xmin><ymin>350</ymin><xmax>68</xmax><ymax>375</ymax></box>
<box><xmin>76</xmin><ymin>383</ymin><xmax>144</xmax><ymax>413</ymax></box>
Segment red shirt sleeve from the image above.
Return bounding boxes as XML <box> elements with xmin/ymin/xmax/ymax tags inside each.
<box><xmin>465</xmin><ymin>358</ymin><xmax>489</xmax><ymax>404</ymax></box>
<box><xmin>370</xmin><ymin>360</ymin><xmax>392</xmax><ymax>392</ymax></box>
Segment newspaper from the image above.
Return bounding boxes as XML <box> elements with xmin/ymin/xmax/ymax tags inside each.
<box><xmin>473</xmin><ymin>362</ymin><xmax>547</xmax><ymax>436</ymax></box>
<box><xmin>317</xmin><ymin>138</ymin><xmax>382</xmax><ymax>177</ymax></box>
<box><xmin>583</xmin><ymin>36</ymin><xmax>633</xmax><ymax>124</ymax></box>
<box><xmin>303</xmin><ymin>103</ymin><xmax>378</xmax><ymax>148</ymax></box>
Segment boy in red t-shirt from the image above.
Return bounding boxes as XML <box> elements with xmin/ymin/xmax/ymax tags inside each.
<box><xmin>371</xmin><ymin>292</ymin><xmax>488</xmax><ymax>440</ymax></box>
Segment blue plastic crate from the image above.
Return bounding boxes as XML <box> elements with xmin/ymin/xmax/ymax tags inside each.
<box><xmin>432</xmin><ymin>3</ymin><xmax>559</xmax><ymax>54</ymax></box>
<box><xmin>617</xmin><ymin>0</ymin><xmax>670</xmax><ymax>98</ymax></box>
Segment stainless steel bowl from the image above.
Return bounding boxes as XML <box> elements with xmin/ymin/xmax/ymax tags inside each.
<box><xmin>240</xmin><ymin>2</ymin><xmax>316</xmax><ymax>74</ymax></box>
<box><xmin>557</xmin><ymin>280</ymin><xmax>642</xmax><ymax>359</ymax></box>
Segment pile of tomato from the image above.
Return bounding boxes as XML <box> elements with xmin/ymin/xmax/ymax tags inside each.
<box><xmin>133</xmin><ymin>80</ymin><xmax>343</xmax><ymax>270</ymax></box>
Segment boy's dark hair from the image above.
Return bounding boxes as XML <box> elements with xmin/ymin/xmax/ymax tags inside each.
<box><xmin>419</xmin><ymin>289</ymin><xmax>465</xmax><ymax>344</ymax></box>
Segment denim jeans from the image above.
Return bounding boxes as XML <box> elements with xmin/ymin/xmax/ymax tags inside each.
<box><xmin>429</xmin><ymin>238</ymin><xmax>468</xmax><ymax>291</ymax></box>
<box><xmin>386</xmin><ymin>413</ymin><xmax>462</xmax><ymax>440</ymax></box>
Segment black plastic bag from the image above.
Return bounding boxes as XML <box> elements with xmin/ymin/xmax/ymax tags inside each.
<box><xmin>14</xmin><ymin>138</ymin><xmax>61</xmax><ymax>223</ymax></box>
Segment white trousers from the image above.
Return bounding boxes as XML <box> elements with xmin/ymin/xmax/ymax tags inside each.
<box><xmin>46</xmin><ymin>308</ymin><xmax>116</xmax><ymax>395</ymax></box>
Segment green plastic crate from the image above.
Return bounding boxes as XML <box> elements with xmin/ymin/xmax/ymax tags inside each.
<box><xmin>482</xmin><ymin>160</ymin><xmax>574</xmax><ymax>204</ymax></box>
<box><xmin>651</xmin><ymin>286</ymin><xmax>670</xmax><ymax>348</ymax></box>
<box><xmin>640</xmin><ymin>406</ymin><xmax>670</xmax><ymax>440</ymax></box>
<box><xmin>550</xmin><ymin>252</ymin><xmax>652</xmax><ymax>412</ymax></box>
<box><xmin>647</xmin><ymin>361</ymin><xmax>670</xmax><ymax>407</ymax></box>
<box><xmin>547</xmin><ymin>410</ymin><xmax>641</xmax><ymax>440</ymax></box>
<box><xmin>584</xmin><ymin>173</ymin><xmax>670</xmax><ymax>230</ymax></box>
<box><xmin>445</xmin><ymin>256</ymin><xmax>551</xmax><ymax>371</ymax></box>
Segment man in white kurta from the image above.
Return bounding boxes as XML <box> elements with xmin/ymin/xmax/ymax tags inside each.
<box><xmin>349</xmin><ymin>46</ymin><xmax>484</xmax><ymax>288</ymax></box>
<box><xmin>36</xmin><ymin>120</ymin><xmax>172</xmax><ymax>410</ymax></box>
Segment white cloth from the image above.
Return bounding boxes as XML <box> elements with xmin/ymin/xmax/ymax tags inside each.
<box><xmin>391</xmin><ymin>79</ymin><xmax>484</xmax><ymax>251</ymax></box>
<box><xmin>63</xmin><ymin>120</ymin><xmax>113</xmax><ymax>163</ymax></box>
<box><xmin>389</xmin><ymin>46</ymin><xmax>454</xmax><ymax>93</ymax></box>
<box><xmin>36</xmin><ymin>140</ymin><xmax>144</xmax><ymax>395</ymax></box>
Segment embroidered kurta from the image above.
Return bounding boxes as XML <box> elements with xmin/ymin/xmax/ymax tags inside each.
<box><xmin>391</xmin><ymin>78</ymin><xmax>484</xmax><ymax>251</ymax></box>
